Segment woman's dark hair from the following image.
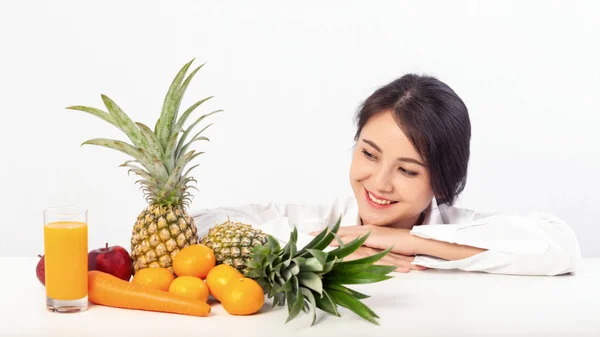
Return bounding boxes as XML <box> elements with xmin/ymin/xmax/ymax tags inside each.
<box><xmin>354</xmin><ymin>74</ymin><xmax>471</xmax><ymax>206</ymax></box>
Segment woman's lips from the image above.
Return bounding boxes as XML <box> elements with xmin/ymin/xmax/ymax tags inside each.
<box><xmin>364</xmin><ymin>188</ymin><xmax>398</xmax><ymax>209</ymax></box>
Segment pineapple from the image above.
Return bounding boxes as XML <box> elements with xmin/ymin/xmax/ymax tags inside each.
<box><xmin>199</xmin><ymin>220</ymin><xmax>269</xmax><ymax>274</ymax></box>
<box><xmin>241</xmin><ymin>217</ymin><xmax>395</xmax><ymax>325</ymax></box>
<box><xmin>66</xmin><ymin>59</ymin><xmax>221</xmax><ymax>275</ymax></box>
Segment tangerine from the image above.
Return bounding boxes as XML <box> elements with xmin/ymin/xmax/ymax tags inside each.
<box><xmin>173</xmin><ymin>244</ymin><xmax>216</xmax><ymax>279</ymax></box>
<box><xmin>206</xmin><ymin>264</ymin><xmax>243</xmax><ymax>301</ymax></box>
<box><xmin>168</xmin><ymin>276</ymin><xmax>209</xmax><ymax>302</ymax></box>
<box><xmin>131</xmin><ymin>267</ymin><xmax>175</xmax><ymax>291</ymax></box>
<box><xmin>221</xmin><ymin>277</ymin><xmax>265</xmax><ymax>315</ymax></box>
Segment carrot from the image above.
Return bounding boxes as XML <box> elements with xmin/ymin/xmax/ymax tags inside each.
<box><xmin>88</xmin><ymin>270</ymin><xmax>211</xmax><ymax>317</ymax></box>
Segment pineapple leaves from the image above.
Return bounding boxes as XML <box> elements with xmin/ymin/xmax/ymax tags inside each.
<box><xmin>326</xmin><ymin>232</ymin><xmax>371</xmax><ymax>261</ymax></box>
<box><xmin>156</xmin><ymin>59</ymin><xmax>194</xmax><ymax>148</ymax></box>
<box><xmin>101</xmin><ymin>94</ymin><xmax>147</xmax><ymax>150</ymax></box>
<box><xmin>324</xmin><ymin>270</ymin><xmax>393</xmax><ymax>285</ymax></box>
<box><xmin>298</xmin><ymin>272</ymin><xmax>323</xmax><ymax>295</ymax></box>
<box><xmin>327</xmin><ymin>289</ymin><xmax>380</xmax><ymax>325</ymax></box>
<box><xmin>324</xmin><ymin>284</ymin><xmax>370</xmax><ymax>300</ymax></box>
<box><xmin>172</xmin><ymin>96</ymin><xmax>216</xmax><ymax>134</ymax></box>
<box><xmin>81</xmin><ymin>138</ymin><xmax>167</xmax><ymax>181</ymax></box>
<box><xmin>65</xmin><ymin>105</ymin><xmax>119</xmax><ymax>129</ymax></box>
<box><xmin>300</xmin><ymin>287</ymin><xmax>318</xmax><ymax>326</ymax></box>
<box><xmin>135</xmin><ymin>122</ymin><xmax>163</xmax><ymax>159</ymax></box>
<box><xmin>306</xmin><ymin>249</ymin><xmax>327</xmax><ymax>268</ymax></box>
<box><xmin>314</xmin><ymin>290</ymin><xmax>340</xmax><ymax>317</ymax></box>
<box><xmin>285</xmin><ymin>279</ymin><xmax>304</xmax><ymax>324</ymax></box>
<box><xmin>297</xmin><ymin>216</ymin><xmax>341</xmax><ymax>257</ymax></box>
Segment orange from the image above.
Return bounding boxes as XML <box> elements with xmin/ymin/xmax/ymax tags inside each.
<box><xmin>206</xmin><ymin>264</ymin><xmax>243</xmax><ymax>301</ymax></box>
<box><xmin>131</xmin><ymin>267</ymin><xmax>175</xmax><ymax>291</ymax></box>
<box><xmin>173</xmin><ymin>244</ymin><xmax>216</xmax><ymax>279</ymax></box>
<box><xmin>169</xmin><ymin>276</ymin><xmax>209</xmax><ymax>302</ymax></box>
<box><xmin>221</xmin><ymin>277</ymin><xmax>265</xmax><ymax>315</ymax></box>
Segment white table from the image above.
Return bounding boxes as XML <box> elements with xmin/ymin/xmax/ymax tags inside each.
<box><xmin>2</xmin><ymin>257</ymin><xmax>599</xmax><ymax>337</ymax></box>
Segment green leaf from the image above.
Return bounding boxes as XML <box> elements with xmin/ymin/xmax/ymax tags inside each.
<box><xmin>135</xmin><ymin>122</ymin><xmax>164</xmax><ymax>159</ymax></box>
<box><xmin>301</xmin><ymin>257</ymin><xmax>324</xmax><ymax>272</ymax></box>
<box><xmin>327</xmin><ymin>289</ymin><xmax>379</xmax><ymax>325</ymax></box>
<box><xmin>314</xmin><ymin>289</ymin><xmax>340</xmax><ymax>317</ymax></box>
<box><xmin>300</xmin><ymin>287</ymin><xmax>318</xmax><ymax>326</ymax></box>
<box><xmin>297</xmin><ymin>216</ymin><xmax>342</xmax><ymax>257</ymax></box>
<box><xmin>323</xmin><ymin>284</ymin><xmax>370</xmax><ymax>300</ymax></box>
<box><xmin>285</xmin><ymin>280</ymin><xmax>305</xmax><ymax>323</ymax></box>
<box><xmin>327</xmin><ymin>232</ymin><xmax>370</xmax><ymax>261</ymax></box>
<box><xmin>325</xmin><ymin>271</ymin><xmax>393</xmax><ymax>285</ymax></box>
<box><xmin>172</xmin><ymin>96</ymin><xmax>215</xmax><ymax>134</ymax></box>
<box><xmin>157</xmin><ymin>59</ymin><xmax>194</xmax><ymax>147</ymax></box>
<box><xmin>81</xmin><ymin>138</ymin><xmax>158</xmax><ymax>175</ymax></box>
<box><xmin>298</xmin><ymin>272</ymin><xmax>323</xmax><ymax>295</ymax></box>
<box><xmin>307</xmin><ymin>249</ymin><xmax>328</xmax><ymax>268</ymax></box>
<box><xmin>170</xmin><ymin>63</ymin><xmax>205</xmax><ymax>124</ymax></box>
<box><xmin>175</xmin><ymin>110</ymin><xmax>220</xmax><ymax>157</ymax></box>
<box><xmin>318</xmin><ymin>260</ymin><xmax>336</xmax><ymax>275</ymax></box>
<box><xmin>100</xmin><ymin>94</ymin><xmax>146</xmax><ymax>149</ymax></box>
<box><xmin>330</xmin><ymin>262</ymin><xmax>397</xmax><ymax>276</ymax></box>
<box><xmin>338</xmin><ymin>246</ymin><xmax>394</xmax><ymax>266</ymax></box>
<box><xmin>65</xmin><ymin>105</ymin><xmax>119</xmax><ymax>129</ymax></box>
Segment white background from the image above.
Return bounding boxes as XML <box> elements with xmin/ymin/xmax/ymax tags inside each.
<box><xmin>1</xmin><ymin>0</ymin><xmax>598</xmax><ymax>257</ymax></box>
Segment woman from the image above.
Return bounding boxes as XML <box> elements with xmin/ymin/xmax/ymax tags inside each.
<box><xmin>192</xmin><ymin>74</ymin><xmax>582</xmax><ymax>276</ymax></box>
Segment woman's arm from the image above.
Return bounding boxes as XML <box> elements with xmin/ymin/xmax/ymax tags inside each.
<box><xmin>413</xmin><ymin>236</ymin><xmax>487</xmax><ymax>260</ymax></box>
<box><xmin>334</xmin><ymin>211</ymin><xmax>582</xmax><ymax>276</ymax></box>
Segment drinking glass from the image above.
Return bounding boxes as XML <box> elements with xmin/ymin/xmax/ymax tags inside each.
<box><xmin>43</xmin><ymin>206</ymin><xmax>88</xmax><ymax>313</ymax></box>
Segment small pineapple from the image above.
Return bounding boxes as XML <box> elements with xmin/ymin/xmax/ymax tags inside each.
<box><xmin>199</xmin><ymin>220</ymin><xmax>269</xmax><ymax>274</ymax></box>
<box><xmin>244</xmin><ymin>217</ymin><xmax>395</xmax><ymax>326</ymax></box>
<box><xmin>66</xmin><ymin>59</ymin><xmax>221</xmax><ymax>275</ymax></box>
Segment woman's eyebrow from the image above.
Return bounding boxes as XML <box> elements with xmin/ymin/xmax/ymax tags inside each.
<box><xmin>362</xmin><ymin>138</ymin><xmax>425</xmax><ymax>167</ymax></box>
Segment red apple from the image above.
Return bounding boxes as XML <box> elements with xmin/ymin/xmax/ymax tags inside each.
<box><xmin>88</xmin><ymin>243</ymin><xmax>133</xmax><ymax>281</ymax></box>
<box><xmin>36</xmin><ymin>254</ymin><xmax>45</xmax><ymax>286</ymax></box>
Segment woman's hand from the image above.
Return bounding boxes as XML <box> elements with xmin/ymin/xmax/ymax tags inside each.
<box><xmin>343</xmin><ymin>246</ymin><xmax>428</xmax><ymax>273</ymax></box>
<box><xmin>316</xmin><ymin>225</ymin><xmax>421</xmax><ymax>256</ymax></box>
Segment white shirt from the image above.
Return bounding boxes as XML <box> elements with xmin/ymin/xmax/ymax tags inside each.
<box><xmin>191</xmin><ymin>196</ymin><xmax>583</xmax><ymax>276</ymax></box>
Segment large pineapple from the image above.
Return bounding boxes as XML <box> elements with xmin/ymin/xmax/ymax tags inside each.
<box><xmin>206</xmin><ymin>217</ymin><xmax>396</xmax><ymax>325</ymax></box>
<box><xmin>66</xmin><ymin>59</ymin><xmax>220</xmax><ymax>275</ymax></box>
<box><xmin>199</xmin><ymin>220</ymin><xmax>269</xmax><ymax>274</ymax></box>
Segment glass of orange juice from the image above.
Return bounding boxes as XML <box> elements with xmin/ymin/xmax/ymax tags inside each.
<box><xmin>43</xmin><ymin>206</ymin><xmax>88</xmax><ymax>313</ymax></box>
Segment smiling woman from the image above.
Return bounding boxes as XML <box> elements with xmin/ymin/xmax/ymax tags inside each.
<box><xmin>192</xmin><ymin>74</ymin><xmax>583</xmax><ymax>277</ymax></box>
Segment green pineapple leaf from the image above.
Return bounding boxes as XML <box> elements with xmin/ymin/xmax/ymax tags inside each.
<box><xmin>65</xmin><ymin>105</ymin><xmax>119</xmax><ymax>129</ymax></box>
<box><xmin>297</xmin><ymin>216</ymin><xmax>341</xmax><ymax>256</ymax></box>
<box><xmin>298</xmin><ymin>272</ymin><xmax>323</xmax><ymax>295</ymax></box>
<box><xmin>326</xmin><ymin>232</ymin><xmax>371</xmax><ymax>261</ymax></box>
<box><xmin>325</xmin><ymin>270</ymin><xmax>393</xmax><ymax>285</ymax></box>
<box><xmin>300</xmin><ymin>287</ymin><xmax>318</xmax><ymax>326</ymax></box>
<box><xmin>314</xmin><ymin>289</ymin><xmax>340</xmax><ymax>317</ymax></box>
<box><xmin>172</xmin><ymin>96</ymin><xmax>215</xmax><ymax>135</ymax></box>
<box><xmin>327</xmin><ymin>289</ymin><xmax>379</xmax><ymax>325</ymax></box>
<box><xmin>329</xmin><ymin>263</ymin><xmax>397</xmax><ymax>276</ymax></box>
<box><xmin>101</xmin><ymin>94</ymin><xmax>147</xmax><ymax>150</ymax></box>
<box><xmin>285</xmin><ymin>282</ymin><xmax>305</xmax><ymax>323</ymax></box>
<box><xmin>135</xmin><ymin>122</ymin><xmax>163</xmax><ymax>159</ymax></box>
<box><xmin>156</xmin><ymin>59</ymin><xmax>194</xmax><ymax>147</ymax></box>
<box><xmin>335</xmin><ymin>246</ymin><xmax>394</xmax><ymax>266</ymax></box>
<box><xmin>324</xmin><ymin>284</ymin><xmax>370</xmax><ymax>300</ymax></box>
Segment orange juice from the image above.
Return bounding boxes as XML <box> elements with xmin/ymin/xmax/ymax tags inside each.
<box><xmin>44</xmin><ymin>221</ymin><xmax>88</xmax><ymax>300</ymax></box>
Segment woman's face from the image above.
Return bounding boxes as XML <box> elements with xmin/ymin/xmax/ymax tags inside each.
<box><xmin>349</xmin><ymin>110</ymin><xmax>434</xmax><ymax>228</ymax></box>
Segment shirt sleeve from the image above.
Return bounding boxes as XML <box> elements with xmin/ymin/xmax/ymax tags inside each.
<box><xmin>409</xmin><ymin>211</ymin><xmax>583</xmax><ymax>276</ymax></box>
<box><xmin>190</xmin><ymin>197</ymin><xmax>358</xmax><ymax>249</ymax></box>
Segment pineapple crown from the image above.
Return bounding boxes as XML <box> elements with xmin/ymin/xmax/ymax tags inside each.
<box><xmin>244</xmin><ymin>216</ymin><xmax>396</xmax><ymax>326</ymax></box>
<box><xmin>66</xmin><ymin>59</ymin><xmax>221</xmax><ymax>208</ymax></box>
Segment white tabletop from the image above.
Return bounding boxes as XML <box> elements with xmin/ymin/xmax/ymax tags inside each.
<box><xmin>2</xmin><ymin>257</ymin><xmax>599</xmax><ymax>337</ymax></box>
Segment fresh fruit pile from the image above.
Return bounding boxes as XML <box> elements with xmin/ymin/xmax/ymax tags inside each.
<box><xmin>38</xmin><ymin>60</ymin><xmax>397</xmax><ymax>325</ymax></box>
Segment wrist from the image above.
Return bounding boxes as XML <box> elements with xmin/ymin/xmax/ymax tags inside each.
<box><xmin>410</xmin><ymin>232</ymin><xmax>428</xmax><ymax>256</ymax></box>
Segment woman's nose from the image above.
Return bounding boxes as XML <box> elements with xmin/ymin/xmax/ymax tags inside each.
<box><xmin>373</xmin><ymin>167</ymin><xmax>393</xmax><ymax>193</ymax></box>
